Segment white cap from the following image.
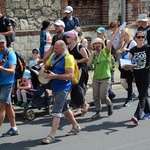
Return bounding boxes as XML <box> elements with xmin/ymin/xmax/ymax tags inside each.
<box><xmin>54</xmin><ymin>19</ymin><xmax>65</xmax><ymax>27</ymax></box>
<box><xmin>64</xmin><ymin>6</ymin><xmax>73</xmax><ymax>13</ymax></box>
<box><xmin>137</xmin><ymin>13</ymin><xmax>149</xmax><ymax>22</ymax></box>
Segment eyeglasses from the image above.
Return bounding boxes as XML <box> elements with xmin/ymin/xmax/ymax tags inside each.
<box><xmin>66</xmin><ymin>36</ymin><xmax>70</xmax><ymax>39</ymax></box>
<box><xmin>136</xmin><ymin>36</ymin><xmax>145</xmax><ymax>39</ymax></box>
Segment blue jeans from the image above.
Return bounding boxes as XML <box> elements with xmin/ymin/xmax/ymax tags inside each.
<box><xmin>52</xmin><ymin>90</ymin><xmax>70</xmax><ymax>117</ymax></box>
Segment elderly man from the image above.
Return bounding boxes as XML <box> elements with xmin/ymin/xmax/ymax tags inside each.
<box><xmin>137</xmin><ymin>13</ymin><xmax>150</xmax><ymax>45</ymax></box>
<box><xmin>0</xmin><ymin>12</ymin><xmax>13</xmax><ymax>47</ymax></box>
<box><xmin>40</xmin><ymin>40</ymin><xmax>81</xmax><ymax>144</ymax></box>
<box><xmin>0</xmin><ymin>34</ymin><xmax>19</xmax><ymax>136</ymax></box>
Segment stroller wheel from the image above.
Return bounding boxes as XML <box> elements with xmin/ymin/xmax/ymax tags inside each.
<box><xmin>48</xmin><ymin>105</ymin><xmax>53</xmax><ymax>116</ymax></box>
<box><xmin>25</xmin><ymin>109</ymin><xmax>35</xmax><ymax>121</ymax></box>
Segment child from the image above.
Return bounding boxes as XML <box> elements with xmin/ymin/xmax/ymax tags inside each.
<box><xmin>39</xmin><ymin>20</ymin><xmax>52</xmax><ymax>58</ymax></box>
<box><xmin>29</xmin><ymin>48</ymin><xmax>40</xmax><ymax>68</ymax></box>
<box><xmin>15</xmin><ymin>69</ymin><xmax>33</xmax><ymax>107</ymax></box>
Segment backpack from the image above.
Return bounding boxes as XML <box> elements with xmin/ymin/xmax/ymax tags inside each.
<box><xmin>3</xmin><ymin>49</ymin><xmax>26</xmax><ymax>80</ymax></box>
<box><xmin>62</xmin><ymin>16</ymin><xmax>80</xmax><ymax>27</ymax></box>
<box><xmin>72</xmin><ymin>59</ymin><xmax>81</xmax><ymax>85</ymax></box>
<box><xmin>53</xmin><ymin>32</ymin><xmax>66</xmax><ymax>44</ymax></box>
<box><xmin>3</xmin><ymin>16</ymin><xmax>16</xmax><ymax>42</ymax></box>
<box><xmin>76</xmin><ymin>42</ymin><xmax>90</xmax><ymax>57</ymax></box>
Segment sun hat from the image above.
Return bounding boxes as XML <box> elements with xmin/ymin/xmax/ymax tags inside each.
<box><xmin>64</xmin><ymin>6</ymin><xmax>73</xmax><ymax>13</ymax></box>
<box><xmin>91</xmin><ymin>38</ymin><xmax>104</xmax><ymax>47</ymax></box>
<box><xmin>96</xmin><ymin>27</ymin><xmax>106</xmax><ymax>34</ymax></box>
<box><xmin>23</xmin><ymin>69</ymin><xmax>31</xmax><ymax>79</ymax></box>
<box><xmin>66</xmin><ymin>30</ymin><xmax>78</xmax><ymax>39</ymax></box>
<box><xmin>137</xmin><ymin>13</ymin><xmax>149</xmax><ymax>22</ymax></box>
<box><xmin>54</xmin><ymin>19</ymin><xmax>65</xmax><ymax>27</ymax></box>
<box><xmin>0</xmin><ymin>34</ymin><xmax>6</xmax><ymax>42</ymax></box>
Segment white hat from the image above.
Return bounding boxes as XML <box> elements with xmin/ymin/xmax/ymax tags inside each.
<box><xmin>54</xmin><ymin>19</ymin><xmax>65</xmax><ymax>27</ymax></box>
<box><xmin>137</xmin><ymin>13</ymin><xmax>149</xmax><ymax>22</ymax></box>
<box><xmin>64</xmin><ymin>6</ymin><xmax>73</xmax><ymax>13</ymax></box>
<box><xmin>0</xmin><ymin>34</ymin><xmax>6</xmax><ymax>42</ymax></box>
<box><xmin>91</xmin><ymin>38</ymin><xmax>104</xmax><ymax>47</ymax></box>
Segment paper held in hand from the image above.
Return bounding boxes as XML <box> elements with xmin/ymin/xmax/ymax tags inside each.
<box><xmin>120</xmin><ymin>59</ymin><xmax>136</xmax><ymax>69</ymax></box>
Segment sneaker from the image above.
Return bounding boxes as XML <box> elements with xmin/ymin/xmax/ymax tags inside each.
<box><xmin>131</xmin><ymin>117</ymin><xmax>139</xmax><ymax>125</ymax></box>
<box><xmin>20</xmin><ymin>102</ymin><xmax>27</xmax><ymax>107</ymax></box>
<box><xmin>108</xmin><ymin>93</ymin><xmax>116</xmax><ymax>100</ymax></box>
<box><xmin>15</xmin><ymin>101</ymin><xmax>22</xmax><ymax>106</ymax></box>
<box><xmin>123</xmin><ymin>100</ymin><xmax>132</xmax><ymax>107</ymax></box>
<box><xmin>66</xmin><ymin>126</ymin><xmax>81</xmax><ymax>136</ymax></box>
<box><xmin>2</xmin><ymin>127</ymin><xmax>19</xmax><ymax>137</ymax></box>
<box><xmin>91</xmin><ymin>113</ymin><xmax>101</xmax><ymax>119</ymax></box>
<box><xmin>41</xmin><ymin>136</ymin><xmax>55</xmax><ymax>144</ymax></box>
<box><xmin>142</xmin><ymin>113</ymin><xmax>150</xmax><ymax>120</ymax></box>
<box><xmin>108</xmin><ymin>104</ymin><xmax>113</xmax><ymax>116</ymax></box>
<box><xmin>132</xmin><ymin>92</ymin><xmax>136</xmax><ymax>101</ymax></box>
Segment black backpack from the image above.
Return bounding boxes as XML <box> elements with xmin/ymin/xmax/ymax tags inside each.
<box><xmin>3</xmin><ymin>16</ymin><xmax>16</xmax><ymax>42</ymax></box>
<box><xmin>62</xmin><ymin>16</ymin><xmax>80</xmax><ymax>27</ymax></box>
<box><xmin>3</xmin><ymin>49</ymin><xmax>26</xmax><ymax>80</ymax></box>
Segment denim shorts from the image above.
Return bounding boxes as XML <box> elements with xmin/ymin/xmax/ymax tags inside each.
<box><xmin>52</xmin><ymin>90</ymin><xmax>70</xmax><ymax>118</ymax></box>
<box><xmin>0</xmin><ymin>84</ymin><xmax>13</xmax><ymax>104</ymax></box>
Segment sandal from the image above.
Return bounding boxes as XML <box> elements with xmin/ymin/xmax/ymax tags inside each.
<box><xmin>41</xmin><ymin>135</ymin><xmax>55</xmax><ymax>144</ymax></box>
<box><xmin>74</xmin><ymin>111</ymin><xmax>82</xmax><ymax>117</ymax></box>
<box><xmin>81</xmin><ymin>104</ymin><xmax>90</xmax><ymax>116</ymax></box>
<box><xmin>66</xmin><ymin>126</ymin><xmax>81</xmax><ymax>136</ymax></box>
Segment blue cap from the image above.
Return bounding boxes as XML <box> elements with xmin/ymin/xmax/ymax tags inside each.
<box><xmin>32</xmin><ymin>48</ymin><xmax>40</xmax><ymax>53</ymax></box>
<box><xmin>23</xmin><ymin>69</ymin><xmax>31</xmax><ymax>79</ymax></box>
<box><xmin>96</xmin><ymin>27</ymin><xmax>106</xmax><ymax>34</ymax></box>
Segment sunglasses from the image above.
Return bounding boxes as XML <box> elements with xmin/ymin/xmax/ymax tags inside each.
<box><xmin>32</xmin><ymin>52</ymin><xmax>38</xmax><ymax>54</ymax></box>
<box><xmin>66</xmin><ymin>36</ymin><xmax>70</xmax><ymax>39</ymax></box>
<box><xmin>136</xmin><ymin>36</ymin><xmax>145</xmax><ymax>39</ymax></box>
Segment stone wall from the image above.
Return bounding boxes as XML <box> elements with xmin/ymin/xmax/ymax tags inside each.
<box><xmin>6</xmin><ymin>0</ymin><xmax>61</xmax><ymax>30</ymax></box>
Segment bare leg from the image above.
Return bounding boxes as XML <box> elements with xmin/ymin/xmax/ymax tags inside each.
<box><xmin>6</xmin><ymin>103</ymin><xmax>16</xmax><ymax>127</ymax></box>
<box><xmin>48</xmin><ymin>117</ymin><xmax>60</xmax><ymax>138</ymax></box>
<box><xmin>64</xmin><ymin>109</ymin><xmax>79</xmax><ymax>128</ymax></box>
<box><xmin>0</xmin><ymin>102</ymin><xmax>6</xmax><ymax>126</ymax></box>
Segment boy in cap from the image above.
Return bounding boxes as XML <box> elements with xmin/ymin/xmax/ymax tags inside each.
<box><xmin>29</xmin><ymin>48</ymin><xmax>40</xmax><ymax>68</ymax></box>
<box><xmin>61</xmin><ymin>6</ymin><xmax>80</xmax><ymax>32</ymax></box>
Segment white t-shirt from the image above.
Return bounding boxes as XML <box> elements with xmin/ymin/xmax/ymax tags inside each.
<box><xmin>44</xmin><ymin>31</ymin><xmax>52</xmax><ymax>52</ymax></box>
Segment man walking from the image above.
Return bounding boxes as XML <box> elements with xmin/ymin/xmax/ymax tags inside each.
<box><xmin>0</xmin><ymin>34</ymin><xmax>19</xmax><ymax>136</ymax></box>
<box><xmin>40</xmin><ymin>40</ymin><xmax>81</xmax><ymax>144</ymax></box>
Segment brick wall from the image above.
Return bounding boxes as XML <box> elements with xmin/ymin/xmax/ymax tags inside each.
<box><xmin>0</xmin><ymin>0</ymin><xmax>6</xmax><ymax>15</ymax></box>
<box><xmin>60</xmin><ymin>0</ymin><xmax>109</xmax><ymax>26</ymax></box>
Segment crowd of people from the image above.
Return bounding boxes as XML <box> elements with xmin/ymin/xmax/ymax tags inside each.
<box><xmin>0</xmin><ymin>5</ymin><xmax>150</xmax><ymax>145</ymax></box>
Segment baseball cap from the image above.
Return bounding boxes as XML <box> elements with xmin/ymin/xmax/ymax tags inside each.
<box><xmin>91</xmin><ymin>38</ymin><xmax>104</xmax><ymax>47</ymax></box>
<box><xmin>96</xmin><ymin>27</ymin><xmax>106</xmax><ymax>34</ymax></box>
<box><xmin>137</xmin><ymin>13</ymin><xmax>149</xmax><ymax>22</ymax></box>
<box><xmin>23</xmin><ymin>69</ymin><xmax>31</xmax><ymax>79</ymax></box>
<box><xmin>54</xmin><ymin>19</ymin><xmax>65</xmax><ymax>27</ymax></box>
<box><xmin>64</xmin><ymin>6</ymin><xmax>73</xmax><ymax>13</ymax></box>
<box><xmin>0</xmin><ymin>34</ymin><xmax>6</xmax><ymax>42</ymax></box>
<box><xmin>66</xmin><ymin>30</ymin><xmax>78</xmax><ymax>39</ymax></box>
<box><xmin>32</xmin><ymin>48</ymin><xmax>40</xmax><ymax>53</ymax></box>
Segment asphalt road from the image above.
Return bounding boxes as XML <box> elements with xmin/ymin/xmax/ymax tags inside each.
<box><xmin>1</xmin><ymin>83</ymin><xmax>150</xmax><ymax>150</ymax></box>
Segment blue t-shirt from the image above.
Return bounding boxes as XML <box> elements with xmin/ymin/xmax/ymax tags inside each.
<box><xmin>61</xmin><ymin>16</ymin><xmax>80</xmax><ymax>32</ymax></box>
<box><xmin>0</xmin><ymin>48</ymin><xmax>17</xmax><ymax>85</ymax></box>
<box><xmin>46</xmin><ymin>53</ymin><xmax>75</xmax><ymax>92</ymax></box>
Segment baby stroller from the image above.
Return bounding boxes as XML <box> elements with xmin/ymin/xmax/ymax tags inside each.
<box><xmin>21</xmin><ymin>66</ymin><xmax>53</xmax><ymax>121</ymax></box>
